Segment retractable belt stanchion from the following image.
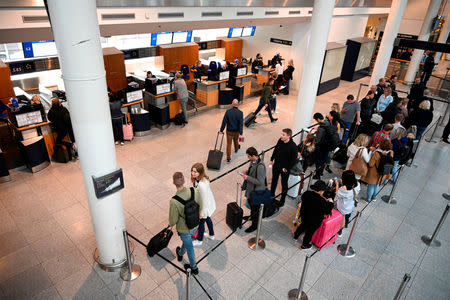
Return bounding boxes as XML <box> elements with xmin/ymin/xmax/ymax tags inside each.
<box><xmin>185</xmin><ymin>269</ymin><xmax>191</xmax><ymax>300</ymax></box>
<box><xmin>120</xmin><ymin>230</ymin><xmax>141</xmax><ymax>281</ymax></box>
<box><xmin>287</xmin><ymin>254</ymin><xmax>310</xmax><ymax>300</ymax></box>
<box><xmin>393</xmin><ymin>273</ymin><xmax>411</xmax><ymax>300</ymax></box>
<box><xmin>425</xmin><ymin>115</ymin><xmax>442</xmax><ymax>143</ymax></box>
<box><xmin>337</xmin><ymin>211</ymin><xmax>361</xmax><ymax>258</ymax></box>
<box><xmin>306</xmin><ymin>171</ymin><xmax>314</xmax><ymax>191</ymax></box>
<box><xmin>382</xmin><ymin>165</ymin><xmax>404</xmax><ymax>204</ymax></box>
<box><xmin>421</xmin><ymin>203</ymin><xmax>450</xmax><ymax>247</ymax></box>
<box><xmin>248</xmin><ymin>204</ymin><xmax>266</xmax><ymax>250</ymax></box>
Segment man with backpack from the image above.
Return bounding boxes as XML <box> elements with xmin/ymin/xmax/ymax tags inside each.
<box><xmin>169</xmin><ymin>172</ymin><xmax>202</xmax><ymax>275</ymax></box>
<box><xmin>313</xmin><ymin>113</ymin><xmax>339</xmax><ymax>179</ymax></box>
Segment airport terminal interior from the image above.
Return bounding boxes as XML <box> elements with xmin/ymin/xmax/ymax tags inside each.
<box><xmin>0</xmin><ymin>0</ymin><xmax>449</xmax><ymax>299</ymax></box>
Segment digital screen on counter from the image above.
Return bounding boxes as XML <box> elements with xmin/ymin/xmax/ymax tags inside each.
<box><xmin>228</xmin><ymin>27</ymin><xmax>243</xmax><ymax>38</ymax></box>
<box><xmin>151</xmin><ymin>32</ymin><xmax>173</xmax><ymax>46</ymax></box>
<box><xmin>237</xmin><ymin>67</ymin><xmax>247</xmax><ymax>76</ymax></box>
<box><xmin>156</xmin><ymin>83</ymin><xmax>171</xmax><ymax>95</ymax></box>
<box><xmin>219</xmin><ymin>71</ymin><xmax>229</xmax><ymax>80</ymax></box>
<box><xmin>22</xmin><ymin>40</ymin><xmax>58</xmax><ymax>58</ymax></box>
<box><xmin>172</xmin><ymin>31</ymin><xmax>193</xmax><ymax>43</ymax></box>
<box><xmin>241</xmin><ymin>26</ymin><xmax>256</xmax><ymax>37</ymax></box>
<box><xmin>15</xmin><ymin>111</ymin><xmax>43</xmax><ymax>128</ymax></box>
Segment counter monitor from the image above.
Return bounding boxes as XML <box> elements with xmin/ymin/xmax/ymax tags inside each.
<box><xmin>172</xmin><ymin>31</ymin><xmax>193</xmax><ymax>43</ymax></box>
<box><xmin>219</xmin><ymin>71</ymin><xmax>229</xmax><ymax>80</ymax></box>
<box><xmin>22</xmin><ymin>40</ymin><xmax>57</xmax><ymax>58</ymax></box>
<box><xmin>237</xmin><ymin>67</ymin><xmax>247</xmax><ymax>76</ymax></box>
<box><xmin>156</xmin><ymin>83</ymin><xmax>171</xmax><ymax>95</ymax></box>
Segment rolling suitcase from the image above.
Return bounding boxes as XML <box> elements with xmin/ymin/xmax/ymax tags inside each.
<box><xmin>123</xmin><ymin>115</ymin><xmax>134</xmax><ymax>141</ymax></box>
<box><xmin>311</xmin><ymin>209</ymin><xmax>343</xmax><ymax>249</ymax></box>
<box><xmin>244</xmin><ymin>112</ymin><xmax>256</xmax><ymax>127</ymax></box>
<box><xmin>226</xmin><ymin>183</ymin><xmax>244</xmax><ymax>231</ymax></box>
<box><xmin>146</xmin><ymin>226</ymin><xmax>173</xmax><ymax>257</ymax></box>
<box><xmin>287</xmin><ymin>174</ymin><xmax>301</xmax><ymax>198</ymax></box>
<box><xmin>206</xmin><ymin>132</ymin><xmax>224</xmax><ymax>170</ymax></box>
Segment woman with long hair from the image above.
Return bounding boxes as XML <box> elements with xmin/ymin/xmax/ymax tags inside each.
<box><xmin>297</xmin><ymin>133</ymin><xmax>316</xmax><ymax>172</ymax></box>
<box><xmin>346</xmin><ymin>133</ymin><xmax>372</xmax><ymax>178</ymax></box>
<box><xmin>191</xmin><ymin>163</ymin><xmax>216</xmax><ymax>246</ymax></box>
<box><xmin>324</xmin><ymin>110</ymin><xmax>340</xmax><ymax>173</ymax></box>
<box><xmin>335</xmin><ymin>170</ymin><xmax>360</xmax><ymax>236</ymax></box>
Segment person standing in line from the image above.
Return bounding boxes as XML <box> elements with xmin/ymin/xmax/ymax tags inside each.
<box><xmin>170</xmin><ymin>172</ymin><xmax>202</xmax><ymax>275</ymax></box>
<box><xmin>375</xmin><ymin>78</ymin><xmax>387</xmax><ymax>101</ymax></box>
<box><xmin>312</xmin><ymin>112</ymin><xmax>338</xmax><ymax>180</ymax></box>
<box><xmin>269</xmin><ymin>128</ymin><xmax>298</xmax><ymax>207</ymax></box>
<box><xmin>297</xmin><ymin>133</ymin><xmax>316</xmax><ymax>173</ymax></box>
<box><xmin>390</xmin><ymin>114</ymin><xmax>405</xmax><ymax>140</ymax></box>
<box><xmin>335</xmin><ymin>170</ymin><xmax>360</xmax><ymax>237</ymax></box>
<box><xmin>109</xmin><ymin>93</ymin><xmax>124</xmax><ymax>146</ymax></box>
<box><xmin>254</xmin><ymin>78</ymin><xmax>278</xmax><ymax>123</ymax></box>
<box><xmin>47</xmin><ymin>97</ymin><xmax>77</xmax><ymax>158</ymax></box>
<box><xmin>220</xmin><ymin>99</ymin><xmax>243</xmax><ymax>163</ymax></box>
<box><xmin>409</xmin><ymin>100</ymin><xmax>433</xmax><ymax>141</ymax></box>
<box><xmin>191</xmin><ymin>163</ymin><xmax>215</xmax><ymax>246</ymax></box>
<box><xmin>173</xmin><ymin>72</ymin><xmax>189</xmax><ymax>125</ymax></box>
<box><xmin>391</xmin><ymin>127</ymin><xmax>409</xmax><ymax>182</ymax></box>
<box><xmin>360</xmin><ymin>91</ymin><xmax>376</xmax><ymax>131</ymax></box>
<box><xmin>324</xmin><ymin>110</ymin><xmax>340</xmax><ymax>173</ymax></box>
<box><xmin>421</xmin><ymin>51</ymin><xmax>435</xmax><ymax>86</ymax></box>
<box><xmin>293</xmin><ymin>180</ymin><xmax>334</xmax><ymax>249</ymax></box>
<box><xmin>376</xmin><ymin>87</ymin><xmax>394</xmax><ymax>113</ymax></box>
<box><xmin>368</xmin><ymin>123</ymin><xmax>393</xmax><ymax>148</ymax></box>
<box><xmin>340</xmin><ymin>94</ymin><xmax>361</xmax><ymax>145</ymax></box>
<box><xmin>346</xmin><ymin>134</ymin><xmax>372</xmax><ymax>179</ymax></box>
<box><xmin>407</xmin><ymin>77</ymin><xmax>426</xmax><ymax>111</ymax></box>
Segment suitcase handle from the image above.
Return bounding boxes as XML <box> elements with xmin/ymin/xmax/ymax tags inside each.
<box><xmin>214</xmin><ymin>131</ymin><xmax>225</xmax><ymax>151</ymax></box>
<box><xmin>236</xmin><ymin>182</ymin><xmax>243</xmax><ymax>207</ymax></box>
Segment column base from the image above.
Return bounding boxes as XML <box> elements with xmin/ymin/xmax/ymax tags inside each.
<box><xmin>93</xmin><ymin>240</ymin><xmax>134</xmax><ymax>272</ymax></box>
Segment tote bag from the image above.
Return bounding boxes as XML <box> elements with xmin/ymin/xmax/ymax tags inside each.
<box><xmin>349</xmin><ymin>148</ymin><xmax>368</xmax><ymax>176</ymax></box>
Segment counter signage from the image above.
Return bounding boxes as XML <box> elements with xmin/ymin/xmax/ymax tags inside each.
<box><xmin>237</xmin><ymin>67</ymin><xmax>247</xmax><ymax>76</ymax></box>
<box><xmin>126</xmin><ymin>90</ymin><xmax>143</xmax><ymax>103</ymax></box>
<box><xmin>219</xmin><ymin>71</ymin><xmax>229</xmax><ymax>80</ymax></box>
<box><xmin>92</xmin><ymin>169</ymin><xmax>124</xmax><ymax>199</ymax></box>
<box><xmin>270</xmin><ymin>38</ymin><xmax>292</xmax><ymax>46</ymax></box>
<box><xmin>156</xmin><ymin>83</ymin><xmax>171</xmax><ymax>95</ymax></box>
<box><xmin>9</xmin><ymin>62</ymin><xmax>24</xmax><ymax>75</ymax></box>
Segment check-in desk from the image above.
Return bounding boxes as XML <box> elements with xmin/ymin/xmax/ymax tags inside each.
<box><xmin>0</xmin><ymin>150</ymin><xmax>10</xmax><ymax>182</ymax></box>
<box><xmin>196</xmin><ymin>79</ymin><xmax>228</xmax><ymax>107</ymax></box>
<box><xmin>256</xmin><ymin>67</ymin><xmax>275</xmax><ymax>85</ymax></box>
<box><xmin>234</xmin><ymin>74</ymin><xmax>252</xmax><ymax>98</ymax></box>
<box><xmin>122</xmin><ymin>100</ymin><xmax>151</xmax><ymax>136</ymax></box>
<box><xmin>144</xmin><ymin>91</ymin><xmax>176</xmax><ymax>129</ymax></box>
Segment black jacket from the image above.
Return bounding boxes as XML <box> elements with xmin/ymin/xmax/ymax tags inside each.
<box><xmin>409</xmin><ymin>108</ymin><xmax>433</xmax><ymax>128</ymax></box>
<box><xmin>381</xmin><ymin>102</ymin><xmax>401</xmax><ymax>124</ymax></box>
<box><xmin>283</xmin><ymin>65</ymin><xmax>295</xmax><ymax>81</ymax></box>
<box><xmin>299</xmin><ymin>191</ymin><xmax>333</xmax><ymax>225</ymax></box>
<box><xmin>408</xmin><ymin>82</ymin><xmax>425</xmax><ymax>102</ymax></box>
<box><xmin>220</xmin><ymin>107</ymin><xmax>244</xmax><ymax>135</ymax></box>
<box><xmin>315</xmin><ymin>120</ymin><xmax>337</xmax><ymax>151</ymax></box>
<box><xmin>424</xmin><ymin>56</ymin><xmax>435</xmax><ymax>72</ymax></box>
<box><xmin>375</xmin><ymin>84</ymin><xmax>384</xmax><ymax>101</ymax></box>
<box><xmin>109</xmin><ymin>100</ymin><xmax>123</xmax><ymax>119</ymax></box>
<box><xmin>360</xmin><ymin>96</ymin><xmax>376</xmax><ymax>119</ymax></box>
<box><xmin>270</xmin><ymin>138</ymin><xmax>298</xmax><ymax>170</ymax></box>
<box><xmin>47</xmin><ymin>105</ymin><xmax>71</xmax><ymax>131</ymax></box>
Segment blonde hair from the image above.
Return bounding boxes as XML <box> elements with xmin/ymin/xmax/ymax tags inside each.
<box><xmin>331</xmin><ymin>103</ymin><xmax>340</xmax><ymax>112</ymax></box>
<box><xmin>419</xmin><ymin>100</ymin><xmax>431</xmax><ymax>110</ymax></box>
<box><xmin>353</xmin><ymin>134</ymin><xmax>369</xmax><ymax>147</ymax></box>
<box><xmin>394</xmin><ymin>127</ymin><xmax>407</xmax><ymax>140</ymax></box>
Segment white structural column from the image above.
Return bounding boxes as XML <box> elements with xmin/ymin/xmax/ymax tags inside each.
<box><xmin>369</xmin><ymin>0</ymin><xmax>408</xmax><ymax>86</ymax></box>
<box><xmin>46</xmin><ymin>0</ymin><xmax>126</xmax><ymax>265</ymax></box>
<box><xmin>434</xmin><ymin>8</ymin><xmax>450</xmax><ymax>63</ymax></box>
<box><xmin>404</xmin><ymin>0</ymin><xmax>443</xmax><ymax>84</ymax></box>
<box><xmin>292</xmin><ymin>0</ymin><xmax>335</xmax><ymax>133</ymax></box>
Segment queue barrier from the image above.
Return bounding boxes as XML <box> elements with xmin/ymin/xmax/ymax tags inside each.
<box><xmin>393</xmin><ymin>273</ymin><xmax>411</xmax><ymax>300</ymax></box>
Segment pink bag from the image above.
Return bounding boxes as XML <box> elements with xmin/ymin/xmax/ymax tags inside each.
<box><xmin>311</xmin><ymin>209</ymin><xmax>343</xmax><ymax>249</ymax></box>
<box><xmin>192</xmin><ymin>229</ymin><xmax>199</xmax><ymax>239</ymax></box>
<box><xmin>123</xmin><ymin>123</ymin><xmax>134</xmax><ymax>141</ymax></box>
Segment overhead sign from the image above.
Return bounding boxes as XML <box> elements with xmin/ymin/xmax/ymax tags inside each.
<box><xmin>270</xmin><ymin>38</ymin><xmax>292</xmax><ymax>46</ymax></box>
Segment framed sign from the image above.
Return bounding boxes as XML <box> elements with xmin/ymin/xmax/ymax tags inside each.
<box><xmin>92</xmin><ymin>169</ymin><xmax>124</xmax><ymax>199</ymax></box>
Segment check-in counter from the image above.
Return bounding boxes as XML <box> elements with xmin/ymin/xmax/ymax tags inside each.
<box><xmin>122</xmin><ymin>100</ymin><xmax>151</xmax><ymax>136</ymax></box>
<box><xmin>234</xmin><ymin>74</ymin><xmax>252</xmax><ymax>98</ymax></box>
<box><xmin>256</xmin><ymin>67</ymin><xmax>275</xmax><ymax>85</ymax></box>
<box><xmin>196</xmin><ymin>79</ymin><xmax>228</xmax><ymax>107</ymax></box>
<box><xmin>143</xmin><ymin>90</ymin><xmax>179</xmax><ymax>127</ymax></box>
<box><xmin>0</xmin><ymin>150</ymin><xmax>10</xmax><ymax>182</ymax></box>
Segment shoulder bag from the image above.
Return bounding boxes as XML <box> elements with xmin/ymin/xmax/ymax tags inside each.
<box><xmin>249</xmin><ymin>163</ymin><xmax>272</xmax><ymax>206</ymax></box>
<box><xmin>349</xmin><ymin>148</ymin><xmax>368</xmax><ymax>176</ymax></box>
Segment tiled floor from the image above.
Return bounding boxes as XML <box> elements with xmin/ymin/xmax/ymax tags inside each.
<box><xmin>0</xmin><ymin>76</ymin><xmax>449</xmax><ymax>300</ymax></box>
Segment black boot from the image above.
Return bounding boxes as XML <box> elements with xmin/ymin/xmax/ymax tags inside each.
<box><xmin>245</xmin><ymin>224</ymin><xmax>257</xmax><ymax>233</ymax></box>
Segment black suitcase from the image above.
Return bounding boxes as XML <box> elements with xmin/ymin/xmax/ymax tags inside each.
<box><xmin>53</xmin><ymin>144</ymin><xmax>70</xmax><ymax>163</ymax></box>
<box><xmin>226</xmin><ymin>183</ymin><xmax>244</xmax><ymax>231</ymax></box>
<box><xmin>207</xmin><ymin>132</ymin><xmax>224</xmax><ymax>170</ymax></box>
<box><xmin>244</xmin><ymin>112</ymin><xmax>256</xmax><ymax>127</ymax></box>
<box><xmin>146</xmin><ymin>226</ymin><xmax>173</xmax><ymax>257</ymax></box>
<box><xmin>332</xmin><ymin>144</ymin><xmax>348</xmax><ymax>165</ymax></box>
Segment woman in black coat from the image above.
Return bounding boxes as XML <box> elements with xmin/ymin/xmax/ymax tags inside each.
<box><xmin>409</xmin><ymin>100</ymin><xmax>433</xmax><ymax>140</ymax></box>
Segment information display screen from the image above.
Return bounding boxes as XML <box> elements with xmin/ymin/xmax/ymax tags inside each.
<box><xmin>156</xmin><ymin>83</ymin><xmax>171</xmax><ymax>95</ymax></box>
<box><xmin>320</xmin><ymin>47</ymin><xmax>347</xmax><ymax>83</ymax></box>
<box><xmin>237</xmin><ymin>67</ymin><xmax>247</xmax><ymax>76</ymax></box>
<box><xmin>241</xmin><ymin>26</ymin><xmax>256</xmax><ymax>37</ymax></box>
<box><xmin>22</xmin><ymin>40</ymin><xmax>57</xmax><ymax>58</ymax></box>
<box><xmin>172</xmin><ymin>31</ymin><xmax>193</xmax><ymax>43</ymax></box>
<box><xmin>151</xmin><ymin>32</ymin><xmax>173</xmax><ymax>46</ymax></box>
<box><xmin>219</xmin><ymin>71</ymin><xmax>229</xmax><ymax>80</ymax></box>
<box><xmin>228</xmin><ymin>27</ymin><xmax>243</xmax><ymax>38</ymax></box>
<box><xmin>15</xmin><ymin>111</ymin><xmax>43</xmax><ymax>127</ymax></box>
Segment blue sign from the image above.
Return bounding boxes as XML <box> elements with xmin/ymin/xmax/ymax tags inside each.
<box><xmin>22</xmin><ymin>42</ymin><xmax>34</xmax><ymax>58</ymax></box>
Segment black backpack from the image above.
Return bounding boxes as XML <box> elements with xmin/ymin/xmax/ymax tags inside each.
<box><xmin>376</xmin><ymin>151</ymin><xmax>394</xmax><ymax>175</ymax></box>
<box><xmin>173</xmin><ymin>113</ymin><xmax>184</xmax><ymax>125</ymax></box>
<box><xmin>173</xmin><ymin>187</ymin><xmax>200</xmax><ymax>230</ymax></box>
<box><xmin>324</xmin><ymin>124</ymin><xmax>340</xmax><ymax>151</ymax></box>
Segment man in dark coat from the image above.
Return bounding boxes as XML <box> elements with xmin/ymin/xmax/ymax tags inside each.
<box><xmin>421</xmin><ymin>51</ymin><xmax>435</xmax><ymax>86</ymax></box>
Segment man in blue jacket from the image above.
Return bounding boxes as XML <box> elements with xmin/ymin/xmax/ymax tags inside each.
<box><xmin>220</xmin><ymin>99</ymin><xmax>244</xmax><ymax>162</ymax></box>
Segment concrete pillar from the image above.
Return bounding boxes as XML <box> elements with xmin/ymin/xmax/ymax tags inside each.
<box><xmin>46</xmin><ymin>0</ymin><xmax>126</xmax><ymax>265</ymax></box>
<box><xmin>404</xmin><ymin>0</ymin><xmax>443</xmax><ymax>84</ymax></box>
<box><xmin>292</xmin><ymin>0</ymin><xmax>335</xmax><ymax>134</ymax></box>
<box><xmin>369</xmin><ymin>0</ymin><xmax>408</xmax><ymax>86</ymax></box>
<box><xmin>435</xmin><ymin>8</ymin><xmax>450</xmax><ymax>63</ymax></box>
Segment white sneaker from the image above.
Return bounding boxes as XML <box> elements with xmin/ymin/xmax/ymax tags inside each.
<box><xmin>192</xmin><ymin>240</ymin><xmax>203</xmax><ymax>247</ymax></box>
<box><xmin>204</xmin><ymin>233</ymin><xmax>215</xmax><ymax>240</ymax></box>
<box><xmin>120</xmin><ymin>142</ymin><xmax>125</xmax><ymax>146</ymax></box>
<box><xmin>115</xmin><ymin>141</ymin><xmax>119</xmax><ymax>145</ymax></box>
<box><xmin>338</xmin><ymin>233</ymin><xmax>342</xmax><ymax>237</ymax></box>
<box><xmin>274</xmin><ymin>111</ymin><xmax>279</xmax><ymax>114</ymax></box>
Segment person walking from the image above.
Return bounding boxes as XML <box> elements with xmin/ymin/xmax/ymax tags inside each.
<box><xmin>220</xmin><ymin>99</ymin><xmax>243</xmax><ymax>162</ymax></box>
<box><xmin>269</xmin><ymin>128</ymin><xmax>298</xmax><ymax>207</ymax></box>
<box><xmin>254</xmin><ymin>78</ymin><xmax>278</xmax><ymax>123</ymax></box>
<box><xmin>293</xmin><ymin>180</ymin><xmax>334</xmax><ymax>249</ymax></box>
<box><xmin>170</xmin><ymin>172</ymin><xmax>202</xmax><ymax>275</ymax></box>
<box><xmin>190</xmin><ymin>163</ymin><xmax>215</xmax><ymax>246</ymax></box>
<box><xmin>109</xmin><ymin>93</ymin><xmax>124</xmax><ymax>146</ymax></box>
<box><xmin>240</xmin><ymin>147</ymin><xmax>269</xmax><ymax>233</ymax></box>
<box><xmin>173</xmin><ymin>72</ymin><xmax>189</xmax><ymax>125</ymax></box>
<box><xmin>335</xmin><ymin>170</ymin><xmax>360</xmax><ymax>237</ymax></box>
<box><xmin>340</xmin><ymin>94</ymin><xmax>361</xmax><ymax>145</ymax></box>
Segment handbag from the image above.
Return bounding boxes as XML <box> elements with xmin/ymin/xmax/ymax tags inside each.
<box><xmin>371</xmin><ymin>113</ymin><xmax>383</xmax><ymax>125</ymax></box>
<box><xmin>349</xmin><ymin>148</ymin><xmax>368</xmax><ymax>176</ymax></box>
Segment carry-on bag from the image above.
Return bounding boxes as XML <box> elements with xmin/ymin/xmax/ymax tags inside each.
<box><xmin>287</xmin><ymin>174</ymin><xmax>301</xmax><ymax>198</ymax></box>
<box><xmin>311</xmin><ymin>209</ymin><xmax>343</xmax><ymax>249</ymax></box>
<box><xmin>332</xmin><ymin>144</ymin><xmax>348</xmax><ymax>165</ymax></box>
<box><xmin>146</xmin><ymin>226</ymin><xmax>173</xmax><ymax>257</ymax></box>
<box><xmin>348</xmin><ymin>148</ymin><xmax>368</xmax><ymax>176</ymax></box>
<box><xmin>226</xmin><ymin>183</ymin><xmax>244</xmax><ymax>231</ymax></box>
<box><xmin>206</xmin><ymin>132</ymin><xmax>224</xmax><ymax>170</ymax></box>
<box><xmin>244</xmin><ymin>112</ymin><xmax>256</xmax><ymax>127</ymax></box>
<box><xmin>123</xmin><ymin>115</ymin><xmax>134</xmax><ymax>141</ymax></box>
<box><xmin>53</xmin><ymin>144</ymin><xmax>70</xmax><ymax>163</ymax></box>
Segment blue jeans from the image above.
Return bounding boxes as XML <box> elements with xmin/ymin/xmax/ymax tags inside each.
<box><xmin>338</xmin><ymin>213</ymin><xmax>351</xmax><ymax>235</ymax></box>
<box><xmin>271</xmin><ymin>96</ymin><xmax>277</xmax><ymax>111</ymax></box>
<box><xmin>392</xmin><ymin>161</ymin><xmax>400</xmax><ymax>182</ymax></box>
<box><xmin>178</xmin><ymin>229</ymin><xmax>197</xmax><ymax>269</ymax></box>
<box><xmin>416</xmin><ymin>126</ymin><xmax>426</xmax><ymax>141</ymax></box>
<box><xmin>255</xmin><ymin>99</ymin><xmax>275</xmax><ymax>121</ymax></box>
<box><xmin>197</xmin><ymin>217</ymin><xmax>214</xmax><ymax>241</ymax></box>
<box><xmin>367</xmin><ymin>184</ymin><xmax>379</xmax><ymax>201</ymax></box>
<box><xmin>341</xmin><ymin>120</ymin><xmax>353</xmax><ymax>145</ymax></box>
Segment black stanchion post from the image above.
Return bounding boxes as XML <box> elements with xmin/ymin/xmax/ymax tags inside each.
<box><xmin>425</xmin><ymin>115</ymin><xmax>442</xmax><ymax>143</ymax></box>
<box><xmin>120</xmin><ymin>230</ymin><xmax>141</xmax><ymax>281</ymax></box>
<box><xmin>306</xmin><ymin>171</ymin><xmax>314</xmax><ymax>191</ymax></box>
<box><xmin>393</xmin><ymin>273</ymin><xmax>411</xmax><ymax>300</ymax></box>
<box><xmin>287</xmin><ymin>254</ymin><xmax>310</xmax><ymax>300</ymax></box>
<box><xmin>421</xmin><ymin>203</ymin><xmax>450</xmax><ymax>247</ymax></box>
<box><xmin>337</xmin><ymin>211</ymin><xmax>361</xmax><ymax>258</ymax></box>
<box><xmin>382</xmin><ymin>165</ymin><xmax>403</xmax><ymax>205</ymax></box>
<box><xmin>186</xmin><ymin>269</ymin><xmax>191</xmax><ymax>300</ymax></box>
<box><xmin>248</xmin><ymin>204</ymin><xmax>266</xmax><ymax>250</ymax></box>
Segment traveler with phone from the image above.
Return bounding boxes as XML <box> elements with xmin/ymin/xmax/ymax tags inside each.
<box><xmin>219</xmin><ymin>99</ymin><xmax>244</xmax><ymax>163</ymax></box>
<box><xmin>170</xmin><ymin>172</ymin><xmax>202</xmax><ymax>274</ymax></box>
<box><xmin>190</xmin><ymin>163</ymin><xmax>216</xmax><ymax>246</ymax></box>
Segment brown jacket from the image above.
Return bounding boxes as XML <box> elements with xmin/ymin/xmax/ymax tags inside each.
<box><xmin>361</xmin><ymin>150</ymin><xmax>392</xmax><ymax>185</ymax></box>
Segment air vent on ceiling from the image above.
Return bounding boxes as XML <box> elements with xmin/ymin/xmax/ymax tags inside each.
<box><xmin>158</xmin><ymin>12</ymin><xmax>184</xmax><ymax>18</ymax></box>
<box><xmin>237</xmin><ymin>11</ymin><xmax>253</xmax><ymax>16</ymax></box>
<box><xmin>22</xmin><ymin>16</ymin><xmax>49</xmax><ymax>23</ymax></box>
<box><xmin>101</xmin><ymin>13</ymin><xmax>135</xmax><ymax>20</ymax></box>
<box><xmin>202</xmin><ymin>12</ymin><xmax>222</xmax><ymax>17</ymax></box>
<box><xmin>289</xmin><ymin>10</ymin><xmax>301</xmax><ymax>15</ymax></box>
<box><xmin>265</xmin><ymin>11</ymin><xmax>279</xmax><ymax>15</ymax></box>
